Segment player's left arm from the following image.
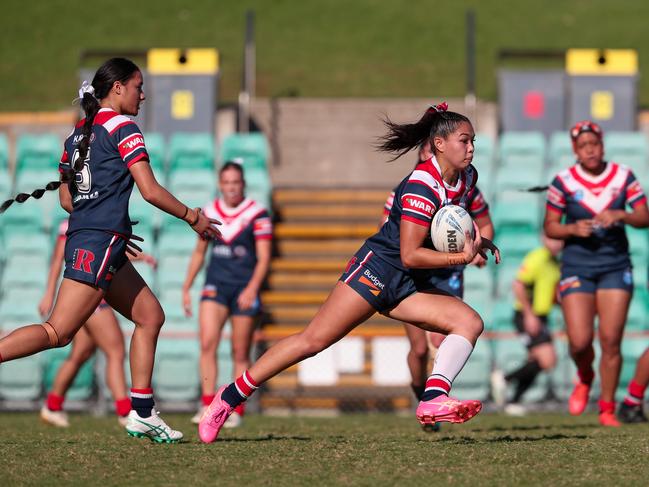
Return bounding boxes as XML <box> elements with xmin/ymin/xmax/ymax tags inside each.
<box><xmin>469</xmin><ymin>214</ymin><xmax>494</xmax><ymax>267</ymax></box>
<box><xmin>238</xmin><ymin>238</ymin><xmax>272</xmax><ymax>311</ymax></box>
<box><xmin>58</xmin><ymin>182</ymin><xmax>72</xmax><ymax>213</ymax></box>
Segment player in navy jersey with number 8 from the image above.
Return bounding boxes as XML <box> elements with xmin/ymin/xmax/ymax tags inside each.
<box><xmin>198</xmin><ymin>103</ymin><xmax>500</xmax><ymax>443</ymax></box>
<box><xmin>0</xmin><ymin>58</ymin><xmax>220</xmax><ymax>443</ymax></box>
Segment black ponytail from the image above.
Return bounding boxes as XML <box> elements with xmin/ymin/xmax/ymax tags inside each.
<box><xmin>377</xmin><ymin>104</ymin><xmax>471</xmax><ymax>161</ymax></box>
<box><xmin>1</xmin><ymin>57</ymin><xmax>140</xmax><ymax>215</ymax></box>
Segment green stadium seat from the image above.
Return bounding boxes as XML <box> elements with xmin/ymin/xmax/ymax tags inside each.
<box><xmin>142</xmin><ymin>132</ymin><xmax>166</xmax><ymax>173</ymax></box>
<box><xmin>2</xmin><ymin>254</ymin><xmax>48</xmax><ymax>288</ymax></box>
<box><xmin>0</xmin><ymin>133</ymin><xmax>8</xmax><ymax>169</ymax></box>
<box><xmin>168</xmin><ymin>133</ymin><xmax>215</xmax><ymax>171</ymax></box>
<box><xmin>627</xmin><ymin>226</ymin><xmax>648</xmax><ymax>262</ymax></box>
<box><xmin>495</xmin><ymin>262</ymin><xmax>521</xmax><ymax>299</ymax></box>
<box><xmin>493</xmin><ymin>164</ymin><xmax>545</xmax><ymax>193</ymax></box>
<box><xmin>42</xmin><ymin>346</ymin><xmax>95</xmax><ymax>401</ymax></box>
<box><xmin>219</xmin><ymin>132</ymin><xmax>269</xmax><ymax>169</ymax></box>
<box><xmin>15</xmin><ymin>168</ymin><xmax>58</xmax><ymax>194</ymax></box>
<box><xmin>604</xmin><ymin>132</ymin><xmax>648</xmax><ymax>175</ymax></box>
<box><xmin>492</xmin><ymin>191</ymin><xmax>542</xmax><ymax>233</ymax></box>
<box><xmin>153</xmin><ymin>338</ymin><xmax>200</xmax><ymax>401</ymax></box>
<box><xmin>452</xmin><ymin>339</ymin><xmax>491</xmax><ymax>401</ymax></box>
<box><xmin>0</xmin><ymin>288</ymin><xmax>43</xmax><ymax>322</ymax></box>
<box><xmin>626</xmin><ymin>293</ymin><xmax>647</xmax><ymax>331</ymax></box>
<box><xmin>472</xmin><ymin>134</ymin><xmax>495</xmax><ymax>198</ymax></box>
<box><xmin>4</xmin><ymin>233</ymin><xmax>49</xmax><ymax>256</ymax></box>
<box><xmin>490</xmin><ymin>296</ymin><xmax>515</xmax><ymax>330</ymax></box>
<box><xmin>618</xmin><ymin>338</ymin><xmax>649</xmax><ymax>395</ymax></box>
<box><xmin>548</xmin><ymin>131</ymin><xmax>575</xmax><ymax>173</ymax></box>
<box><xmin>0</xmin><ymin>355</ymin><xmax>43</xmax><ymax>401</ymax></box>
<box><xmin>0</xmin><ymin>169</ymin><xmax>11</xmax><ymax>197</ymax></box>
<box><xmin>1</xmin><ymin>197</ymin><xmax>45</xmax><ymax>233</ymax></box>
<box><xmin>498</xmin><ymin>131</ymin><xmax>546</xmax><ymax>168</ymax></box>
<box><xmin>168</xmin><ymin>168</ymin><xmax>216</xmax><ymax>196</ymax></box>
<box><xmin>16</xmin><ymin>133</ymin><xmax>61</xmax><ymax>171</ymax></box>
<box><xmin>496</xmin><ymin>229</ymin><xmax>540</xmax><ymax>261</ymax></box>
<box><xmin>158</xmin><ymin>285</ymin><xmax>202</xmax><ymax>321</ymax></box>
<box><xmin>129</xmin><ymin>191</ymin><xmax>157</xmax><ymax>234</ymax></box>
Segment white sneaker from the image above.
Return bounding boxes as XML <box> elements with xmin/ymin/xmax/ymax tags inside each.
<box><xmin>223</xmin><ymin>411</ymin><xmax>242</xmax><ymax>429</ymax></box>
<box><xmin>504</xmin><ymin>403</ymin><xmax>527</xmax><ymax>417</ymax></box>
<box><xmin>40</xmin><ymin>406</ymin><xmax>69</xmax><ymax>428</ymax></box>
<box><xmin>125</xmin><ymin>410</ymin><xmax>183</xmax><ymax>443</ymax></box>
<box><xmin>191</xmin><ymin>406</ymin><xmax>207</xmax><ymax>425</ymax></box>
<box><xmin>490</xmin><ymin>369</ymin><xmax>507</xmax><ymax>408</ymax></box>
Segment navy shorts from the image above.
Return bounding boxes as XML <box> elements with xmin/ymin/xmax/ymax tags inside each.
<box><xmin>513</xmin><ymin>311</ymin><xmax>552</xmax><ymax>349</ymax></box>
<box><xmin>340</xmin><ymin>244</ymin><xmax>448</xmax><ymax>313</ymax></box>
<box><xmin>201</xmin><ymin>281</ymin><xmax>261</xmax><ymax>316</ymax></box>
<box><xmin>559</xmin><ymin>266</ymin><xmax>633</xmax><ymax>298</ymax></box>
<box><xmin>63</xmin><ymin>230</ymin><xmax>128</xmax><ymax>291</ymax></box>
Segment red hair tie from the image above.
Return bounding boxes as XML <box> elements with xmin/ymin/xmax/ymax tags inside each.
<box><xmin>427</xmin><ymin>102</ymin><xmax>448</xmax><ymax>114</ymax></box>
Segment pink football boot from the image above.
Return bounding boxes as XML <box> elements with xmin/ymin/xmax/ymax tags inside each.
<box><xmin>198</xmin><ymin>386</ymin><xmax>234</xmax><ymax>443</ymax></box>
<box><xmin>416</xmin><ymin>395</ymin><xmax>482</xmax><ymax>426</ymax></box>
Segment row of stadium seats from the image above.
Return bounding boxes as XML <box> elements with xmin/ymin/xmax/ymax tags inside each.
<box><xmin>0</xmin><ymin>131</ymin><xmax>271</xmax><ymax>202</ymax></box>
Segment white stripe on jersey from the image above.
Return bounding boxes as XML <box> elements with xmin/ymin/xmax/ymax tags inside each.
<box><xmin>557</xmin><ymin>162</ymin><xmax>630</xmax><ymax>214</ymax></box>
<box><xmin>102</xmin><ymin>113</ymin><xmax>133</xmax><ymax>134</ymax></box>
<box><xmin>204</xmin><ymin>198</ymin><xmax>270</xmax><ymax>243</ymax></box>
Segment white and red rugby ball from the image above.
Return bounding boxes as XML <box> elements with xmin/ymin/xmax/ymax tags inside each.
<box><xmin>430</xmin><ymin>205</ymin><xmax>475</xmax><ymax>253</ymax></box>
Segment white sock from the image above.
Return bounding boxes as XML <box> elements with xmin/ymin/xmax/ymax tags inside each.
<box><xmin>427</xmin><ymin>334</ymin><xmax>474</xmax><ymax>392</ymax></box>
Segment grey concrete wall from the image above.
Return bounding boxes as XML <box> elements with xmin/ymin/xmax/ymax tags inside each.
<box><xmin>250</xmin><ymin>98</ymin><xmax>497</xmax><ymax>188</ymax></box>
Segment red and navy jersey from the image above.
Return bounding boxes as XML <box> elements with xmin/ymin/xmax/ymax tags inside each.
<box><xmin>203</xmin><ymin>197</ymin><xmax>272</xmax><ymax>285</ymax></box>
<box><xmin>546</xmin><ymin>162</ymin><xmax>646</xmax><ymax>271</ymax></box>
<box><xmin>59</xmin><ymin>108</ymin><xmax>148</xmax><ymax>236</ymax></box>
<box><xmin>367</xmin><ymin>156</ymin><xmax>479</xmax><ymax>271</ymax></box>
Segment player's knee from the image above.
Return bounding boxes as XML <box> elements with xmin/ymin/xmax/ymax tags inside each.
<box><xmin>599</xmin><ymin>336</ymin><xmax>621</xmax><ymax>356</ymax></box>
<box><xmin>137</xmin><ymin>307</ymin><xmax>165</xmax><ymax>332</ymax></box>
<box><xmin>231</xmin><ymin>345</ymin><xmax>250</xmax><ymax>364</ymax></box>
<box><xmin>409</xmin><ymin>343</ymin><xmax>428</xmax><ymax>361</ymax></box>
<box><xmin>297</xmin><ymin>332</ymin><xmax>330</xmax><ymax>359</ymax></box>
<box><xmin>70</xmin><ymin>347</ymin><xmax>94</xmax><ymax>364</ymax></box>
<box><xmin>462</xmin><ymin>313</ymin><xmax>484</xmax><ymax>339</ymax></box>
<box><xmin>41</xmin><ymin>321</ymin><xmax>71</xmax><ymax>348</ymax></box>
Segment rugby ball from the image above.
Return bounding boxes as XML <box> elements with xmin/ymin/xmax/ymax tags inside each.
<box><xmin>430</xmin><ymin>205</ymin><xmax>475</xmax><ymax>253</ymax></box>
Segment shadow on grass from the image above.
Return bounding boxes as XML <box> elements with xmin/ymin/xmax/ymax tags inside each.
<box><xmin>426</xmin><ymin>433</ymin><xmax>589</xmax><ymax>444</ymax></box>
<box><xmin>469</xmin><ymin>423</ymin><xmax>599</xmax><ymax>433</ymax></box>
<box><xmin>218</xmin><ymin>434</ymin><xmax>311</xmax><ymax>442</ymax></box>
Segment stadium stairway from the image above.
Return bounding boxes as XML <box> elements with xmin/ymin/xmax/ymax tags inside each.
<box><xmin>258</xmin><ymin>187</ymin><xmax>415</xmax><ymax>413</ymax></box>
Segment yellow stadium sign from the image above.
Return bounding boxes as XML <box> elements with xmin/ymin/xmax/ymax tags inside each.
<box><xmin>147</xmin><ymin>48</ymin><xmax>219</xmax><ymax>75</ymax></box>
<box><xmin>566</xmin><ymin>49</ymin><xmax>638</xmax><ymax>76</ymax></box>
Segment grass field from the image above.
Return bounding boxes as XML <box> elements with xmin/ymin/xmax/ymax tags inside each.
<box><xmin>1</xmin><ymin>412</ymin><xmax>648</xmax><ymax>485</ymax></box>
<box><xmin>2</xmin><ymin>0</ymin><xmax>649</xmax><ymax>110</ymax></box>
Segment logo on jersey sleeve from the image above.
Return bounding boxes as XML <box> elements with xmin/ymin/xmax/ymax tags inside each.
<box><xmin>118</xmin><ymin>133</ymin><xmax>145</xmax><ymax>160</ymax></box>
<box><xmin>402</xmin><ymin>193</ymin><xmax>436</xmax><ymax>219</ymax></box>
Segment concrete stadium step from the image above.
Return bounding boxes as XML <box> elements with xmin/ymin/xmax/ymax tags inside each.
<box><xmin>274</xmin><ymin>223</ymin><xmax>376</xmax><ymax>239</ymax></box>
<box><xmin>270</xmin><ymin>258</ymin><xmax>348</xmax><ymax>272</ymax></box>
<box><xmin>276</xmin><ymin>239</ymin><xmax>364</xmax><ymax>257</ymax></box>
<box><xmin>267</xmin><ymin>272</ymin><xmax>339</xmax><ymax>289</ymax></box>
<box><xmin>259</xmin><ymin>392</ymin><xmax>412</xmax><ymax>412</ymax></box>
<box><xmin>274</xmin><ymin>189</ymin><xmax>389</xmax><ymax>205</ymax></box>
<box><xmin>278</xmin><ymin>204</ymin><xmax>383</xmax><ymax>221</ymax></box>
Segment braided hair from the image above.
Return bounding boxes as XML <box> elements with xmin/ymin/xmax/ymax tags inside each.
<box><xmin>1</xmin><ymin>57</ymin><xmax>140</xmax><ymax>214</ymax></box>
<box><xmin>376</xmin><ymin>102</ymin><xmax>472</xmax><ymax>161</ymax></box>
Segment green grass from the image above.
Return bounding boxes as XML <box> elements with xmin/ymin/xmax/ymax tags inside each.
<box><xmin>1</xmin><ymin>412</ymin><xmax>649</xmax><ymax>485</ymax></box>
<box><xmin>2</xmin><ymin>0</ymin><xmax>649</xmax><ymax>110</ymax></box>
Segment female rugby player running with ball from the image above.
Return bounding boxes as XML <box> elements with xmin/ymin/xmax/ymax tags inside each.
<box><xmin>198</xmin><ymin>103</ymin><xmax>500</xmax><ymax>443</ymax></box>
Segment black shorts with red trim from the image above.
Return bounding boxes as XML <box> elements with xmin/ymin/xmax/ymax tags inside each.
<box><xmin>63</xmin><ymin>230</ymin><xmax>128</xmax><ymax>291</ymax></box>
<box><xmin>340</xmin><ymin>243</ymin><xmax>441</xmax><ymax>313</ymax></box>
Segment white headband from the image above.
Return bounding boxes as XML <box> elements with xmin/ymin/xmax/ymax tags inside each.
<box><xmin>78</xmin><ymin>80</ymin><xmax>95</xmax><ymax>99</ymax></box>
